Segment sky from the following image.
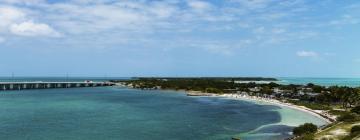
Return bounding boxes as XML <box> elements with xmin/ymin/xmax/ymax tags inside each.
<box><xmin>0</xmin><ymin>0</ymin><xmax>360</xmax><ymax>77</ymax></box>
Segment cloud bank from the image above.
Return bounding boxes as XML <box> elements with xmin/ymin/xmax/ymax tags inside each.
<box><xmin>0</xmin><ymin>0</ymin><xmax>359</xmax><ymax>55</ymax></box>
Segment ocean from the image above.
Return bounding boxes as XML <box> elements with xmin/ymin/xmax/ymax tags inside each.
<box><xmin>1</xmin><ymin>77</ymin><xmax>353</xmax><ymax>140</ymax></box>
<box><xmin>0</xmin><ymin>86</ymin><xmax>327</xmax><ymax>140</ymax></box>
<box><xmin>277</xmin><ymin>77</ymin><xmax>360</xmax><ymax>87</ymax></box>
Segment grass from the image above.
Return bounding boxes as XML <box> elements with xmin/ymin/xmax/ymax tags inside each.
<box><xmin>315</xmin><ymin>121</ymin><xmax>360</xmax><ymax>140</ymax></box>
<box><xmin>329</xmin><ymin>110</ymin><xmax>348</xmax><ymax>116</ymax></box>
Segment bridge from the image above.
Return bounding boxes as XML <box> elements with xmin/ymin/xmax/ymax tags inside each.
<box><xmin>0</xmin><ymin>81</ymin><xmax>115</xmax><ymax>91</ymax></box>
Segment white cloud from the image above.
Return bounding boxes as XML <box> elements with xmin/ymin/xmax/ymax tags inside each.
<box><xmin>10</xmin><ymin>21</ymin><xmax>61</xmax><ymax>37</ymax></box>
<box><xmin>1</xmin><ymin>0</ymin><xmax>44</xmax><ymax>4</ymax></box>
<box><xmin>187</xmin><ymin>0</ymin><xmax>212</xmax><ymax>11</ymax></box>
<box><xmin>0</xmin><ymin>0</ymin><xmax>357</xmax><ymax>54</ymax></box>
<box><xmin>148</xmin><ymin>3</ymin><xmax>177</xmax><ymax>18</ymax></box>
<box><xmin>0</xmin><ymin>0</ymin><xmax>310</xmax><ymax>38</ymax></box>
<box><xmin>0</xmin><ymin>6</ymin><xmax>26</xmax><ymax>30</ymax></box>
<box><xmin>41</xmin><ymin>2</ymin><xmax>165</xmax><ymax>34</ymax></box>
<box><xmin>0</xmin><ymin>6</ymin><xmax>60</xmax><ymax>37</ymax></box>
<box><xmin>296</xmin><ymin>51</ymin><xmax>318</xmax><ymax>57</ymax></box>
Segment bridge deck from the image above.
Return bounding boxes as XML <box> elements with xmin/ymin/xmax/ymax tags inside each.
<box><xmin>0</xmin><ymin>82</ymin><xmax>108</xmax><ymax>84</ymax></box>
<box><xmin>0</xmin><ymin>81</ymin><xmax>114</xmax><ymax>91</ymax></box>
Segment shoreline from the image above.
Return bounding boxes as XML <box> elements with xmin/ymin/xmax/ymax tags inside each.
<box><xmin>121</xmin><ymin>86</ymin><xmax>336</xmax><ymax>124</ymax></box>
<box><xmin>187</xmin><ymin>91</ymin><xmax>335</xmax><ymax>124</ymax></box>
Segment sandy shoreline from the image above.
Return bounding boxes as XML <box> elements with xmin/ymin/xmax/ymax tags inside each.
<box><xmin>187</xmin><ymin>92</ymin><xmax>335</xmax><ymax>124</ymax></box>
<box><xmin>120</xmin><ymin>86</ymin><xmax>336</xmax><ymax>124</ymax></box>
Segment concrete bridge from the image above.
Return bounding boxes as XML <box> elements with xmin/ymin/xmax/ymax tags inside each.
<box><xmin>0</xmin><ymin>81</ymin><xmax>115</xmax><ymax>91</ymax></box>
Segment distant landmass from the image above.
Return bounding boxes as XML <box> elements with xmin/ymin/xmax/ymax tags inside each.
<box><xmin>131</xmin><ymin>77</ymin><xmax>278</xmax><ymax>81</ymax></box>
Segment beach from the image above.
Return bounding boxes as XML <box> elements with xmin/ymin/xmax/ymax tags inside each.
<box><xmin>187</xmin><ymin>92</ymin><xmax>336</xmax><ymax>124</ymax></box>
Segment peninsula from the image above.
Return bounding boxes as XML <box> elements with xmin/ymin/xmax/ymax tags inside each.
<box><xmin>114</xmin><ymin>77</ymin><xmax>360</xmax><ymax>140</ymax></box>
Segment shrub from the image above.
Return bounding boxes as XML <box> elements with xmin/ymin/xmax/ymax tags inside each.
<box><xmin>205</xmin><ymin>88</ymin><xmax>222</xmax><ymax>93</ymax></box>
<box><xmin>293</xmin><ymin>123</ymin><xmax>318</xmax><ymax>136</ymax></box>
<box><xmin>351</xmin><ymin>106</ymin><xmax>360</xmax><ymax>114</ymax></box>
<box><xmin>351</xmin><ymin>125</ymin><xmax>360</xmax><ymax>134</ymax></box>
<box><xmin>298</xmin><ymin>133</ymin><xmax>315</xmax><ymax>140</ymax></box>
<box><xmin>337</xmin><ymin>113</ymin><xmax>358</xmax><ymax>122</ymax></box>
<box><xmin>329</xmin><ymin>109</ymin><xmax>348</xmax><ymax>116</ymax></box>
<box><xmin>287</xmin><ymin>100</ymin><xmax>331</xmax><ymax>110</ymax></box>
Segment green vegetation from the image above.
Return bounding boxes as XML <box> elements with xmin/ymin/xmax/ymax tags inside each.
<box><xmin>315</xmin><ymin>121</ymin><xmax>360</xmax><ymax>140</ymax></box>
<box><xmin>205</xmin><ymin>87</ymin><xmax>222</xmax><ymax>93</ymax></box>
<box><xmin>293</xmin><ymin>123</ymin><xmax>318</xmax><ymax>136</ymax></box>
<box><xmin>316</xmin><ymin>122</ymin><xmax>344</xmax><ymax>140</ymax></box>
<box><xmin>116</xmin><ymin>78</ymin><xmax>360</xmax><ymax>113</ymax></box>
<box><xmin>329</xmin><ymin>110</ymin><xmax>349</xmax><ymax>116</ymax></box>
<box><xmin>295</xmin><ymin>133</ymin><xmax>315</xmax><ymax>140</ymax></box>
<box><xmin>287</xmin><ymin>100</ymin><xmax>332</xmax><ymax>110</ymax></box>
<box><xmin>337</xmin><ymin>113</ymin><xmax>359</xmax><ymax>122</ymax></box>
<box><xmin>132</xmin><ymin>77</ymin><xmax>278</xmax><ymax>81</ymax></box>
<box><xmin>116</xmin><ymin>78</ymin><xmax>236</xmax><ymax>93</ymax></box>
<box><xmin>351</xmin><ymin>106</ymin><xmax>360</xmax><ymax>114</ymax></box>
<box><xmin>342</xmin><ymin>125</ymin><xmax>360</xmax><ymax>140</ymax></box>
<box><xmin>351</xmin><ymin>125</ymin><xmax>360</xmax><ymax>134</ymax></box>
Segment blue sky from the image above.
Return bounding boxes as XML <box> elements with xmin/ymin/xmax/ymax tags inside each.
<box><xmin>0</xmin><ymin>0</ymin><xmax>360</xmax><ymax>77</ymax></box>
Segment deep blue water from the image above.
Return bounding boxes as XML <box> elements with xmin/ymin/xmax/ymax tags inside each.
<box><xmin>0</xmin><ymin>87</ymin><xmax>326</xmax><ymax>140</ymax></box>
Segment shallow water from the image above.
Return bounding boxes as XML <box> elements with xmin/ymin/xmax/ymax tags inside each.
<box><xmin>0</xmin><ymin>87</ymin><xmax>327</xmax><ymax>140</ymax></box>
<box><xmin>278</xmin><ymin>77</ymin><xmax>360</xmax><ymax>87</ymax></box>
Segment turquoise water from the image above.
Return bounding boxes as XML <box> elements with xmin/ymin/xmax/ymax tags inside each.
<box><xmin>0</xmin><ymin>87</ymin><xmax>327</xmax><ymax>140</ymax></box>
<box><xmin>277</xmin><ymin>77</ymin><xmax>360</xmax><ymax>87</ymax></box>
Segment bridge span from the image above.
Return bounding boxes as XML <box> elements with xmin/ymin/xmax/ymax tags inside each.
<box><xmin>0</xmin><ymin>81</ymin><xmax>115</xmax><ymax>91</ymax></box>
